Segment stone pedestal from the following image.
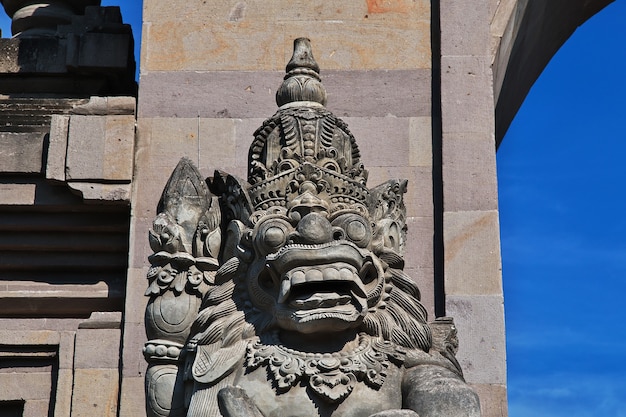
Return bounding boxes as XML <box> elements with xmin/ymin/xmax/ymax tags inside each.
<box><xmin>1</xmin><ymin>0</ymin><xmax>100</xmax><ymax>37</ymax></box>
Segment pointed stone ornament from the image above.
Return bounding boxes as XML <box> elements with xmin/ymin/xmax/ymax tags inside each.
<box><xmin>276</xmin><ymin>37</ymin><xmax>327</xmax><ymax>106</ymax></box>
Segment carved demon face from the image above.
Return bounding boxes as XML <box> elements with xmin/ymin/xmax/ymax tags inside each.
<box><xmin>245</xmin><ymin>206</ymin><xmax>385</xmax><ymax>334</ymax></box>
<box><xmin>216</xmin><ymin>160</ymin><xmax>407</xmax><ymax>337</ymax></box>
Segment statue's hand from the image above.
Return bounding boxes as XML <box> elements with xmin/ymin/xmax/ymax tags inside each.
<box><xmin>369</xmin><ymin>410</ymin><xmax>420</xmax><ymax>417</ymax></box>
<box><xmin>217</xmin><ymin>386</ymin><xmax>265</xmax><ymax>417</ymax></box>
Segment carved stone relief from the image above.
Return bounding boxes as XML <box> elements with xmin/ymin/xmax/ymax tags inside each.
<box><xmin>144</xmin><ymin>38</ymin><xmax>481</xmax><ymax>417</ymax></box>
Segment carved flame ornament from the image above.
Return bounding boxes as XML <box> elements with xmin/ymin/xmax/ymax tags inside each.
<box><xmin>144</xmin><ymin>38</ymin><xmax>481</xmax><ymax>417</ymax></box>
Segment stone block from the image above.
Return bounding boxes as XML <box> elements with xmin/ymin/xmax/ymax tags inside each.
<box><xmin>0</xmin><ymin>183</ymin><xmax>36</xmax><ymax>205</ymax></box>
<box><xmin>74</xmin><ymin>328</ymin><xmax>121</xmax><ymax>369</ymax></box>
<box><xmin>58</xmin><ymin>331</ymin><xmax>76</xmax><ymax>370</ymax></box>
<box><xmin>323</xmin><ymin>70</ymin><xmax>431</xmax><ymax>118</ymax></box>
<box><xmin>409</xmin><ymin>117</ymin><xmax>433</xmax><ymax>167</ymax></box>
<box><xmin>0</xmin><ymin>132</ymin><xmax>44</xmax><ymax>174</ymax></box>
<box><xmin>78</xmin><ymin>312</ymin><xmax>123</xmax><ymax>329</ymax></box>
<box><xmin>137</xmin><ymin>69</ymin><xmax>431</xmax><ymax>119</ymax></box>
<box><xmin>142</xmin><ymin>8</ymin><xmax>429</xmax><ymax>72</ymax></box>
<box><xmin>67</xmin><ymin>182</ymin><xmax>131</xmax><ymax>202</ymax></box>
<box><xmin>198</xmin><ymin>118</ymin><xmax>237</xmax><ymax>170</ymax></box>
<box><xmin>442</xmin><ymin>133</ymin><xmax>499</xmax><ymax>212</ymax></box>
<box><xmin>46</xmin><ymin>115</ymin><xmax>70</xmax><ymax>182</ymax></box>
<box><xmin>446</xmin><ymin>295</ymin><xmax>506</xmax><ymax>384</ymax></box>
<box><xmin>74</xmin><ymin>33</ymin><xmax>132</xmax><ymax>69</ymax></box>
<box><xmin>0</xmin><ymin>319</ymin><xmax>81</xmax><ymax>331</ymax></box>
<box><xmin>119</xmin><ymin>376</ymin><xmax>147</xmax><ymax>417</ymax></box>
<box><xmin>66</xmin><ymin>114</ymin><xmax>135</xmax><ymax>181</ymax></box>
<box><xmin>281</xmin><ymin>21</ymin><xmax>431</xmax><ymax>71</ymax></box>
<box><xmin>0</xmin><ymin>330</ymin><xmax>61</xmax><ymax>345</ymax></box>
<box><xmin>103</xmin><ymin>115</ymin><xmax>136</xmax><ymax>180</ymax></box>
<box><xmin>140</xmin><ymin>117</ymin><xmax>201</xmax><ymax>168</ymax></box>
<box><xmin>404</xmin><ymin>216</ymin><xmax>434</xmax><ymax>271</ymax></box>
<box><xmin>443</xmin><ymin>210</ymin><xmax>502</xmax><ymax>295</ymax></box>
<box><xmin>121</xmin><ymin>321</ymin><xmax>148</xmax><ymax>379</ymax></box>
<box><xmin>440</xmin><ymin>56</ymin><xmax>494</xmax><ymax>135</ymax></box>
<box><xmin>71</xmin><ymin>96</ymin><xmax>136</xmax><ymax>116</ymax></box>
<box><xmin>71</xmin><ymin>368</ymin><xmax>119</xmax><ymax>417</ymax></box>
<box><xmin>55</xmin><ymin>368</ymin><xmax>74</xmax><ymax>417</ymax></box>
<box><xmin>0</xmin><ymin>372</ymin><xmax>52</xmax><ymax>399</ymax></box>
<box><xmin>23</xmin><ymin>399</ymin><xmax>49</xmax><ymax>417</ymax></box>
<box><xmin>343</xmin><ymin>117</ymin><xmax>410</xmax><ymax>168</ymax></box>
<box><xmin>143</xmin><ymin>0</ymin><xmax>430</xmax><ymax>29</ymax></box>
<box><xmin>469</xmin><ymin>383</ymin><xmax>508</xmax><ymax>417</ymax></box>
<box><xmin>66</xmin><ymin>115</ymin><xmax>106</xmax><ymax>180</ymax></box>
<box><xmin>440</xmin><ymin>0</ymin><xmax>492</xmax><ymax>57</ymax></box>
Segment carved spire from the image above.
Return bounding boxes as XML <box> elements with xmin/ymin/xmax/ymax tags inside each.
<box><xmin>276</xmin><ymin>38</ymin><xmax>327</xmax><ymax>107</ymax></box>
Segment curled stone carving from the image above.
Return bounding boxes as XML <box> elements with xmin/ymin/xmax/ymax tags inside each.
<box><xmin>144</xmin><ymin>38</ymin><xmax>481</xmax><ymax>417</ymax></box>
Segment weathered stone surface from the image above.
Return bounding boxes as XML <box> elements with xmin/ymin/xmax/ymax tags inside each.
<box><xmin>67</xmin><ymin>182</ymin><xmax>132</xmax><ymax>202</ymax></box>
<box><xmin>0</xmin><ymin>132</ymin><xmax>44</xmax><ymax>173</ymax></box>
<box><xmin>119</xmin><ymin>376</ymin><xmax>147</xmax><ymax>417</ymax></box>
<box><xmin>444</xmin><ymin>210</ymin><xmax>502</xmax><ymax>295</ymax></box>
<box><xmin>0</xmin><ymin>183</ymin><xmax>37</xmax><ymax>205</ymax></box>
<box><xmin>78</xmin><ymin>311</ymin><xmax>123</xmax><ymax>329</ymax></box>
<box><xmin>143</xmin><ymin>3</ymin><xmax>430</xmax><ymax>72</ymax></box>
<box><xmin>442</xmin><ymin>133</ymin><xmax>499</xmax><ymax>213</ymax></box>
<box><xmin>440</xmin><ymin>0</ymin><xmax>492</xmax><ymax>57</ymax></box>
<box><xmin>441</xmin><ymin>56</ymin><xmax>495</xmax><ymax>135</ymax></box>
<box><xmin>66</xmin><ymin>115</ymin><xmax>106</xmax><ymax>179</ymax></box>
<box><xmin>46</xmin><ymin>115</ymin><xmax>70</xmax><ymax>182</ymax></box>
<box><xmin>446</xmin><ymin>295</ymin><xmax>507</xmax><ymax>385</ymax></box>
<box><xmin>71</xmin><ymin>96</ymin><xmax>137</xmax><ymax>116</ymax></box>
<box><xmin>65</xmin><ymin>115</ymin><xmax>135</xmax><ymax>182</ymax></box>
<box><xmin>144</xmin><ymin>1</ymin><xmax>430</xmax><ymax>28</ymax></box>
<box><xmin>137</xmin><ymin>70</ymin><xmax>431</xmax><ymax>119</ymax></box>
<box><xmin>409</xmin><ymin>117</ymin><xmax>433</xmax><ymax>168</ymax></box>
<box><xmin>74</xmin><ymin>328</ymin><xmax>121</xmax><ymax>369</ymax></box>
<box><xmin>71</xmin><ymin>369</ymin><xmax>119</xmax><ymax>417</ymax></box>
<box><xmin>404</xmin><ymin>216</ymin><xmax>435</xmax><ymax>271</ymax></box>
<box><xmin>470</xmin><ymin>383</ymin><xmax>508</xmax><ymax>417</ymax></box>
<box><xmin>344</xmin><ymin>117</ymin><xmax>411</xmax><ymax>167</ymax></box>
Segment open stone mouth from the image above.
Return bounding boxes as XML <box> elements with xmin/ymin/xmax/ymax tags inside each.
<box><xmin>265</xmin><ymin>243</ymin><xmax>376</xmax><ymax>312</ymax></box>
<box><xmin>280</xmin><ymin>263</ymin><xmax>366</xmax><ymax>310</ymax></box>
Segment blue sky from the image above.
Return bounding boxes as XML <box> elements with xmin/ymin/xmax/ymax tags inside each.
<box><xmin>498</xmin><ymin>1</ymin><xmax>626</xmax><ymax>416</ymax></box>
<box><xmin>2</xmin><ymin>2</ymin><xmax>625</xmax><ymax>416</ymax></box>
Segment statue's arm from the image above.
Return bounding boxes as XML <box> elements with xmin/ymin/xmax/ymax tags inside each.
<box><xmin>401</xmin><ymin>364</ymin><xmax>481</xmax><ymax>417</ymax></box>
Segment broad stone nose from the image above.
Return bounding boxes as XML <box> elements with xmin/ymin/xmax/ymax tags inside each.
<box><xmin>294</xmin><ymin>212</ymin><xmax>333</xmax><ymax>244</ymax></box>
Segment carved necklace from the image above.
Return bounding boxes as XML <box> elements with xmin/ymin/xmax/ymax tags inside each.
<box><xmin>245</xmin><ymin>333</ymin><xmax>406</xmax><ymax>403</ymax></box>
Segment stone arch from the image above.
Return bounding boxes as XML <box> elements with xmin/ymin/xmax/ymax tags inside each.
<box><xmin>493</xmin><ymin>0</ymin><xmax>614</xmax><ymax>145</ymax></box>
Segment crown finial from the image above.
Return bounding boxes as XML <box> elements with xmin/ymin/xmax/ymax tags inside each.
<box><xmin>276</xmin><ymin>38</ymin><xmax>327</xmax><ymax>107</ymax></box>
<box><xmin>286</xmin><ymin>37</ymin><xmax>320</xmax><ymax>74</ymax></box>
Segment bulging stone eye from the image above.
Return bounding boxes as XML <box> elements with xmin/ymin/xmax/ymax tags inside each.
<box><xmin>331</xmin><ymin>213</ymin><xmax>372</xmax><ymax>248</ymax></box>
<box><xmin>253</xmin><ymin>216</ymin><xmax>293</xmax><ymax>255</ymax></box>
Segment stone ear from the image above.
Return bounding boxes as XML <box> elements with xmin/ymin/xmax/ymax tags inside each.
<box><xmin>222</xmin><ymin>220</ymin><xmax>250</xmax><ymax>261</ymax></box>
<box><xmin>369</xmin><ymin>179</ymin><xmax>408</xmax><ymax>256</ymax></box>
<box><xmin>155</xmin><ymin>157</ymin><xmax>220</xmax><ymax>256</ymax></box>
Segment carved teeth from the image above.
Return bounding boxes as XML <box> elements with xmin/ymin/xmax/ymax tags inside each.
<box><xmin>276</xmin><ymin>264</ymin><xmax>368</xmax><ymax>306</ymax></box>
<box><xmin>279</xmin><ymin>278</ymin><xmax>292</xmax><ymax>304</ymax></box>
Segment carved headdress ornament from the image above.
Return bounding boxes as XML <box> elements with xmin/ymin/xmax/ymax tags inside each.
<box><xmin>247</xmin><ymin>38</ymin><xmax>369</xmax><ymax>218</ymax></box>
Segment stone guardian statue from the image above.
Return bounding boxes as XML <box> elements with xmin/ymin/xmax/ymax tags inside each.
<box><xmin>143</xmin><ymin>38</ymin><xmax>481</xmax><ymax>417</ymax></box>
